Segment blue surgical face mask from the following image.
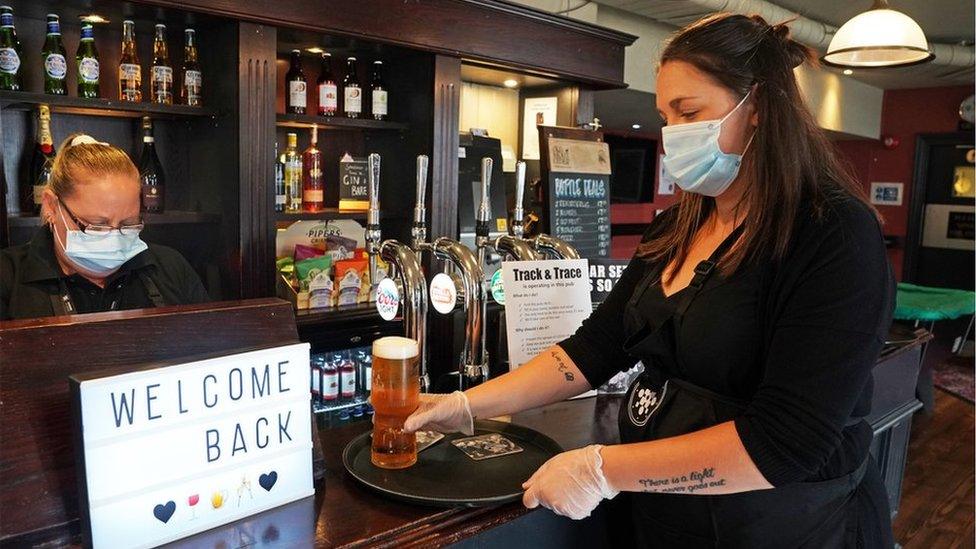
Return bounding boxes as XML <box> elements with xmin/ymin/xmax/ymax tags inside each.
<box><xmin>53</xmin><ymin>204</ymin><xmax>148</xmax><ymax>277</ymax></box>
<box><xmin>661</xmin><ymin>91</ymin><xmax>756</xmax><ymax>197</ymax></box>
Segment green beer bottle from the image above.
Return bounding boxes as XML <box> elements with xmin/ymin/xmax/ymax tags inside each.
<box><xmin>76</xmin><ymin>23</ymin><xmax>99</xmax><ymax>98</ymax></box>
<box><xmin>41</xmin><ymin>14</ymin><xmax>67</xmax><ymax>95</ymax></box>
<box><xmin>0</xmin><ymin>5</ymin><xmax>23</xmax><ymax>91</ymax></box>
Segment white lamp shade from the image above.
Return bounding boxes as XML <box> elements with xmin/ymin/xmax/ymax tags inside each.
<box><xmin>823</xmin><ymin>8</ymin><xmax>934</xmax><ymax>67</ymax></box>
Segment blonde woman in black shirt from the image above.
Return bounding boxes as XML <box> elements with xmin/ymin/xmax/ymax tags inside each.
<box><xmin>406</xmin><ymin>13</ymin><xmax>894</xmax><ymax>548</ymax></box>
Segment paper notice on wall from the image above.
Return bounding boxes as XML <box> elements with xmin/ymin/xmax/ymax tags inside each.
<box><xmin>522</xmin><ymin>97</ymin><xmax>558</xmax><ymax>160</ymax></box>
<box><xmin>502</xmin><ymin>259</ymin><xmax>592</xmax><ymax>370</ymax></box>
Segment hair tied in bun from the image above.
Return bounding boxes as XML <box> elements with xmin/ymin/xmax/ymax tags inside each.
<box><xmin>69</xmin><ymin>134</ymin><xmax>109</xmax><ymax>147</ymax></box>
<box><xmin>769</xmin><ymin>19</ymin><xmax>811</xmax><ymax>69</ymax></box>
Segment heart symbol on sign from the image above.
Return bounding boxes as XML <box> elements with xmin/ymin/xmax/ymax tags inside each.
<box><xmin>153</xmin><ymin>501</ymin><xmax>176</xmax><ymax>523</ymax></box>
<box><xmin>259</xmin><ymin>471</ymin><xmax>278</xmax><ymax>491</ymax></box>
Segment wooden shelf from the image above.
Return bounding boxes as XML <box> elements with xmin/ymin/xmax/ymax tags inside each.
<box><xmin>276</xmin><ymin>113</ymin><xmax>408</xmax><ymax>131</ymax></box>
<box><xmin>0</xmin><ymin>91</ymin><xmax>219</xmax><ymax>119</ymax></box>
<box><xmin>275</xmin><ymin>208</ymin><xmax>368</xmax><ymax>222</ymax></box>
<box><xmin>7</xmin><ymin>211</ymin><xmax>221</xmax><ymax>228</ymax></box>
<box><xmin>294</xmin><ymin>302</ymin><xmax>388</xmax><ymax>327</ymax></box>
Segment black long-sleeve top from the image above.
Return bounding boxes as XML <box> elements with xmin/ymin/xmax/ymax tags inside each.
<box><xmin>559</xmin><ymin>195</ymin><xmax>895</xmax><ymax>486</ymax></box>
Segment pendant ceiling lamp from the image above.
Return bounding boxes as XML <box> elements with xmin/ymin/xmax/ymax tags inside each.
<box><xmin>822</xmin><ymin>0</ymin><xmax>935</xmax><ymax>68</ymax></box>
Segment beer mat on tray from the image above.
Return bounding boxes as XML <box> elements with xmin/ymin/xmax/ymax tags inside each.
<box><xmin>342</xmin><ymin>419</ymin><xmax>562</xmax><ymax>507</ymax></box>
<box><xmin>452</xmin><ymin>433</ymin><xmax>523</xmax><ymax>460</ymax></box>
<box><xmin>416</xmin><ymin>430</ymin><xmax>445</xmax><ymax>452</ymax></box>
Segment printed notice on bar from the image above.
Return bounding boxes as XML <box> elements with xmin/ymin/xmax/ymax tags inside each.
<box><xmin>502</xmin><ymin>259</ymin><xmax>592</xmax><ymax>370</ymax></box>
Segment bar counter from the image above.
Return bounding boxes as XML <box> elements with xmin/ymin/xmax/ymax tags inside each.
<box><xmin>0</xmin><ymin>301</ymin><xmax>928</xmax><ymax>547</ymax></box>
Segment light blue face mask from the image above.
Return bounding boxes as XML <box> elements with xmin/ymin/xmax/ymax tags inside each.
<box><xmin>54</xmin><ymin>204</ymin><xmax>148</xmax><ymax>277</ymax></box>
<box><xmin>661</xmin><ymin>91</ymin><xmax>756</xmax><ymax>197</ymax></box>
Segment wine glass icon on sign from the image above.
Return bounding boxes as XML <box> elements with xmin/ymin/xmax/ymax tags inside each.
<box><xmin>188</xmin><ymin>494</ymin><xmax>199</xmax><ymax>519</ymax></box>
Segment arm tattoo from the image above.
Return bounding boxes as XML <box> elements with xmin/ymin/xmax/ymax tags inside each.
<box><xmin>637</xmin><ymin>467</ymin><xmax>727</xmax><ymax>494</ymax></box>
<box><xmin>550</xmin><ymin>350</ymin><xmax>575</xmax><ymax>382</ymax></box>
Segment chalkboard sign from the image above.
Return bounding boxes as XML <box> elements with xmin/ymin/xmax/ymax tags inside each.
<box><xmin>544</xmin><ymin>135</ymin><xmax>612</xmax><ymax>258</ymax></box>
<box><xmin>339</xmin><ymin>154</ymin><xmax>368</xmax><ymax>211</ymax></box>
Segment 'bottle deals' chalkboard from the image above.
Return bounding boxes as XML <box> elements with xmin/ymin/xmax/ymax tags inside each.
<box><xmin>546</xmin><ymin>137</ymin><xmax>612</xmax><ymax>258</ymax></box>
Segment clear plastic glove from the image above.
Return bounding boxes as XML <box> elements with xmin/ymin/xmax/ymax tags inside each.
<box><xmin>522</xmin><ymin>444</ymin><xmax>618</xmax><ymax>520</ymax></box>
<box><xmin>402</xmin><ymin>391</ymin><xmax>474</xmax><ymax>435</ymax></box>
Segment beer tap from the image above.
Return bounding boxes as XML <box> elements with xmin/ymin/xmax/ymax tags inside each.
<box><xmin>410</xmin><ymin>154</ymin><xmax>489</xmax><ymax>389</ymax></box>
<box><xmin>364</xmin><ymin>153</ymin><xmax>431</xmax><ymax>392</ymax></box>
<box><xmin>476</xmin><ymin>158</ymin><xmax>541</xmax><ymax>263</ymax></box>
<box><xmin>533</xmin><ymin>233</ymin><xmax>581</xmax><ymax>260</ymax></box>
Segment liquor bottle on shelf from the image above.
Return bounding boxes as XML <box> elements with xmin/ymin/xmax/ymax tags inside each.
<box><xmin>139</xmin><ymin>116</ymin><xmax>165</xmax><ymax>213</ymax></box>
<box><xmin>342</xmin><ymin>56</ymin><xmax>361</xmax><ymax>118</ymax></box>
<box><xmin>151</xmin><ymin>24</ymin><xmax>173</xmax><ymax>105</ymax></box>
<box><xmin>22</xmin><ymin>105</ymin><xmax>54</xmax><ymax>214</ymax></box>
<box><xmin>180</xmin><ymin>28</ymin><xmax>202</xmax><ymax>106</ymax></box>
<box><xmin>283</xmin><ymin>132</ymin><xmax>302</xmax><ymax>212</ymax></box>
<box><xmin>0</xmin><ymin>5</ymin><xmax>24</xmax><ymax>91</ymax></box>
<box><xmin>285</xmin><ymin>49</ymin><xmax>306</xmax><ymax>115</ymax></box>
<box><xmin>274</xmin><ymin>142</ymin><xmax>285</xmax><ymax>213</ymax></box>
<box><xmin>41</xmin><ymin>14</ymin><xmax>66</xmax><ymax>95</ymax></box>
<box><xmin>302</xmin><ymin>124</ymin><xmax>324</xmax><ymax>212</ymax></box>
<box><xmin>119</xmin><ymin>20</ymin><xmax>141</xmax><ymax>102</ymax></box>
<box><xmin>316</xmin><ymin>52</ymin><xmax>337</xmax><ymax>117</ymax></box>
<box><xmin>76</xmin><ymin>23</ymin><xmax>99</xmax><ymax>98</ymax></box>
<box><xmin>310</xmin><ymin>356</ymin><xmax>323</xmax><ymax>404</ymax></box>
<box><xmin>370</xmin><ymin>60</ymin><xmax>387</xmax><ymax>121</ymax></box>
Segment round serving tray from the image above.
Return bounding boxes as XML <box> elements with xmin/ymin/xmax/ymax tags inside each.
<box><xmin>342</xmin><ymin>419</ymin><xmax>562</xmax><ymax>507</ymax></box>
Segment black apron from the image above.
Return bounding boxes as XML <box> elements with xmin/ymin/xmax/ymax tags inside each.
<box><xmin>50</xmin><ymin>270</ymin><xmax>166</xmax><ymax>315</ymax></box>
<box><xmin>618</xmin><ymin>226</ymin><xmax>867</xmax><ymax>548</ymax></box>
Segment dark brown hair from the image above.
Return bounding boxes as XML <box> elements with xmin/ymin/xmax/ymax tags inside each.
<box><xmin>638</xmin><ymin>13</ymin><xmax>875</xmax><ymax>278</ymax></box>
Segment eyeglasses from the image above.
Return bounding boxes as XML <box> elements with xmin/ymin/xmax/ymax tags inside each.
<box><xmin>58</xmin><ymin>199</ymin><xmax>145</xmax><ymax>236</ymax></box>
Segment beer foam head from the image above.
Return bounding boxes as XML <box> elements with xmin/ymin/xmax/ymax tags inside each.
<box><xmin>373</xmin><ymin>336</ymin><xmax>419</xmax><ymax>360</ymax></box>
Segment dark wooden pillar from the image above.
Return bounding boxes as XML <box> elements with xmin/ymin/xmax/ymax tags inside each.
<box><xmin>237</xmin><ymin>23</ymin><xmax>277</xmax><ymax>298</ymax></box>
<box><xmin>427</xmin><ymin>55</ymin><xmax>462</xmax><ymax>385</ymax></box>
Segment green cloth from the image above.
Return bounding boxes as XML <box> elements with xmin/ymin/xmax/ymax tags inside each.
<box><xmin>894</xmin><ymin>283</ymin><xmax>976</xmax><ymax>322</ymax></box>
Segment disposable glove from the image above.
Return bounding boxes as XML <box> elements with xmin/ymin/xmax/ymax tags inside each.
<box><xmin>522</xmin><ymin>444</ymin><xmax>618</xmax><ymax>520</ymax></box>
<box><xmin>402</xmin><ymin>391</ymin><xmax>474</xmax><ymax>435</ymax></box>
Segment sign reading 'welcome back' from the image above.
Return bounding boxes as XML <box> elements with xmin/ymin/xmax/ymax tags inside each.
<box><xmin>71</xmin><ymin>343</ymin><xmax>313</xmax><ymax>548</ymax></box>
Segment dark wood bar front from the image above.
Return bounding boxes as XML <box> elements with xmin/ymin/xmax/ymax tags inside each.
<box><xmin>0</xmin><ymin>316</ymin><xmax>929</xmax><ymax>547</ymax></box>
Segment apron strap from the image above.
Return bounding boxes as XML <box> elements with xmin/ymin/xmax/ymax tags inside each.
<box><xmin>138</xmin><ymin>270</ymin><xmax>166</xmax><ymax>308</ymax></box>
<box><xmin>673</xmin><ymin>224</ymin><xmax>745</xmax><ymax>319</ymax></box>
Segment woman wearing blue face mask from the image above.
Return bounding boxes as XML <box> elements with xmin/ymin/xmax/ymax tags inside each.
<box><xmin>403</xmin><ymin>13</ymin><xmax>895</xmax><ymax>548</ymax></box>
<box><xmin>1</xmin><ymin>134</ymin><xmax>209</xmax><ymax>320</ymax></box>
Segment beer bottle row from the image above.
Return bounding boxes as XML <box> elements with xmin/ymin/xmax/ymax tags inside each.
<box><xmin>19</xmin><ymin>106</ymin><xmax>166</xmax><ymax>215</ymax></box>
<box><xmin>0</xmin><ymin>8</ymin><xmax>202</xmax><ymax>106</ymax></box>
<box><xmin>285</xmin><ymin>51</ymin><xmax>388</xmax><ymax>121</ymax></box>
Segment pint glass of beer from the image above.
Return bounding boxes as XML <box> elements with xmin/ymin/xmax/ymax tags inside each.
<box><xmin>370</xmin><ymin>336</ymin><xmax>420</xmax><ymax>469</ymax></box>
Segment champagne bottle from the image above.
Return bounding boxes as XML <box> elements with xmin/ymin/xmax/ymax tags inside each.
<box><xmin>76</xmin><ymin>23</ymin><xmax>99</xmax><ymax>98</ymax></box>
<box><xmin>180</xmin><ymin>28</ymin><xmax>201</xmax><ymax>106</ymax></box>
<box><xmin>284</xmin><ymin>133</ymin><xmax>302</xmax><ymax>212</ymax></box>
<box><xmin>23</xmin><ymin>105</ymin><xmax>54</xmax><ymax>214</ymax></box>
<box><xmin>342</xmin><ymin>57</ymin><xmax>361</xmax><ymax>118</ymax></box>
<box><xmin>370</xmin><ymin>60</ymin><xmax>387</xmax><ymax>121</ymax></box>
<box><xmin>274</xmin><ymin>142</ymin><xmax>285</xmax><ymax>213</ymax></box>
<box><xmin>139</xmin><ymin>117</ymin><xmax>165</xmax><ymax>213</ymax></box>
<box><xmin>302</xmin><ymin>125</ymin><xmax>324</xmax><ymax>212</ymax></box>
<box><xmin>41</xmin><ymin>14</ymin><xmax>66</xmax><ymax>95</ymax></box>
<box><xmin>150</xmin><ymin>24</ymin><xmax>173</xmax><ymax>105</ymax></box>
<box><xmin>0</xmin><ymin>6</ymin><xmax>23</xmax><ymax>91</ymax></box>
<box><xmin>119</xmin><ymin>20</ymin><xmax>141</xmax><ymax>102</ymax></box>
<box><xmin>285</xmin><ymin>50</ymin><xmax>306</xmax><ymax>115</ymax></box>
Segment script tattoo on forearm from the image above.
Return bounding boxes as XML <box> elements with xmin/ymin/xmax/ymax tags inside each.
<box><xmin>550</xmin><ymin>350</ymin><xmax>575</xmax><ymax>382</ymax></box>
<box><xmin>637</xmin><ymin>467</ymin><xmax>727</xmax><ymax>494</ymax></box>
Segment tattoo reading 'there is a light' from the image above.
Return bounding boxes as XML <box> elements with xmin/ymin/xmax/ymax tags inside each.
<box><xmin>637</xmin><ymin>467</ymin><xmax>727</xmax><ymax>494</ymax></box>
<box><xmin>551</xmin><ymin>350</ymin><xmax>575</xmax><ymax>382</ymax></box>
